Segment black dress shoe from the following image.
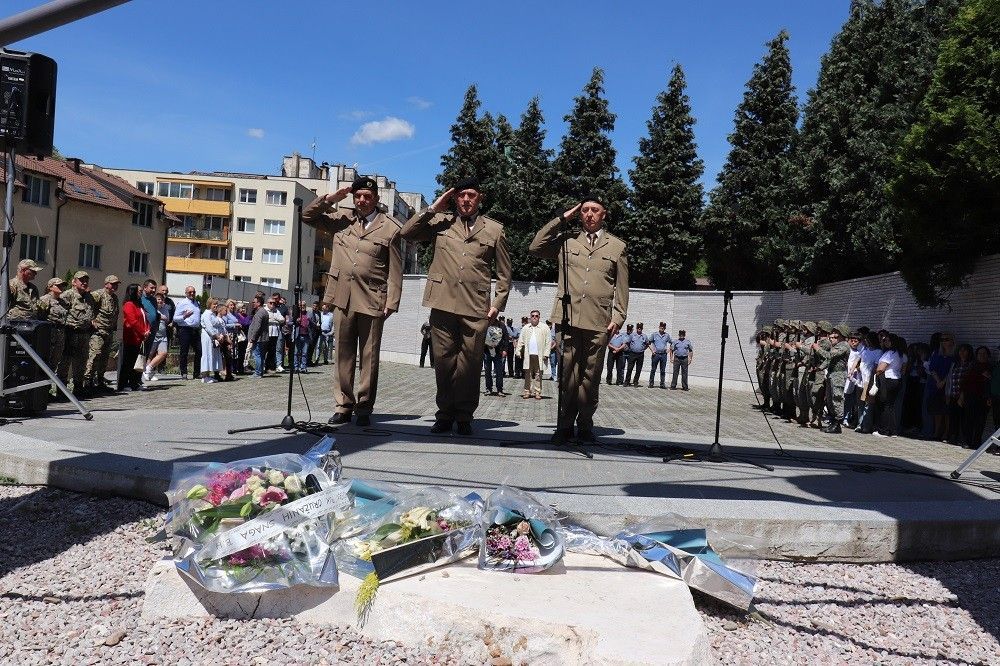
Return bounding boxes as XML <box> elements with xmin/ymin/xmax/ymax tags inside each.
<box><xmin>576</xmin><ymin>429</ymin><xmax>597</xmax><ymax>443</ymax></box>
<box><xmin>456</xmin><ymin>422</ymin><xmax>473</xmax><ymax>436</ymax></box>
<box><xmin>550</xmin><ymin>427</ymin><xmax>575</xmax><ymax>444</ymax></box>
<box><xmin>327</xmin><ymin>413</ymin><xmax>352</xmax><ymax>425</ymax></box>
<box><xmin>430</xmin><ymin>420</ymin><xmax>453</xmax><ymax>434</ymax></box>
<box><xmin>356</xmin><ymin>414</ymin><xmax>371</xmax><ymax>427</ymax></box>
<box><xmin>822</xmin><ymin>424</ymin><xmax>842</xmax><ymax>434</ymax></box>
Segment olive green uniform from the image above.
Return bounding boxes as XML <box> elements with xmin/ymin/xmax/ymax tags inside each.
<box><xmin>61</xmin><ymin>289</ymin><xmax>97</xmax><ymax>391</ymax></box>
<box><xmin>85</xmin><ymin>288</ymin><xmax>119</xmax><ymax>387</ymax></box>
<box><xmin>39</xmin><ymin>292</ymin><xmax>70</xmax><ymax>380</ymax></box>
<box><xmin>7</xmin><ymin>277</ymin><xmax>40</xmax><ymax>320</ymax></box>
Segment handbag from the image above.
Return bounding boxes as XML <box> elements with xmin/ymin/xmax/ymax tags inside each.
<box><xmin>133</xmin><ymin>354</ymin><xmax>147</xmax><ymax>372</ymax></box>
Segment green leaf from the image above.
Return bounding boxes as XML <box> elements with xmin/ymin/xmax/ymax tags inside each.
<box><xmin>371</xmin><ymin>523</ymin><xmax>402</xmax><ymax>540</ymax></box>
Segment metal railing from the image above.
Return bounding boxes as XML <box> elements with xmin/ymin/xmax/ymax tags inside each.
<box><xmin>168</xmin><ymin>228</ymin><xmax>224</xmax><ymax>241</ymax></box>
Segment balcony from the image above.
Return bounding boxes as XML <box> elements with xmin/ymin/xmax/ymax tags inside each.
<box><xmin>161</xmin><ymin>197</ymin><xmax>232</xmax><ymax>217</ymax></box>
<box><xmin>168</xmin><ymin>228</ymin><xmax>228</xmax><ymax>245</ymax></box>
<box><xmin>166</xmin><ymin>256</ymin><xmax>228</xmax><ymax>275</ymax></box>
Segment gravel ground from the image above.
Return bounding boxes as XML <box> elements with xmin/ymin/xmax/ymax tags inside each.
<box><xmin>3</xmin><ymin>485</ymin><xmax>998</xmax><ymax>665</ymax></box>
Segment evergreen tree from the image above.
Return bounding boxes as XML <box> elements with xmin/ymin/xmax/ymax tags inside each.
<box><xmin>787</xmin><ymin>0</ymin><xmax>962</xmax><ymax>289</ymax></box>
<box><xmin>625</xmin><ymin>64</ymin><xmax>705</xmax><ymax>289</ymax></box>
<box><xmin>551</xmin><ymin>68</ymin><xmax>630</xmax><ymax>230</ymax></box>
<box><xmin>890</xmin><ymin>0</ymin><xmax>1000</xmax><ymax>306</ymax></box>
<box><xmin>701</xmin><ymin>30</ymin><xmax>798</xmax><ymax>290</ymax></box>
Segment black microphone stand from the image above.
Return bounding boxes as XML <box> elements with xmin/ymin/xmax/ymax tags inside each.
<box><xmin>662</xmin><ymin>289</ymin><xmax>772</xmax><ymax>470</ymax></box>
<box><xmin>229</xmin><ymin>198</ymin><xmax>324</xmax><ymax>437</ymax></box>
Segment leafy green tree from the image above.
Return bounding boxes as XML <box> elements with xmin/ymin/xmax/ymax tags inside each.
<box><xmin>551</xmin><ymin>68</ymin><xmax>630</xmax><ymax>230</ymax></box>
<box><xmin>890</xmin><ymin>0</ymin><xmax>1000</xmax><ymax>306</ymax></box>
<box><xmin>624</xmin><ymin>64</ymin><xmax>704</xmax><ymax>289</ymax></box>
<box><xmin>787</xmin><ymin>0</ymin><xmax>961</xmax><ymax>289</ymax></box>
<box><xmin>701</xmin><ymin>30</ymin><xmax>798</xmax><ymax>290</ymax></box>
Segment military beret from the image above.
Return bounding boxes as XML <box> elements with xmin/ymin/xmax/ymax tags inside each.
<box><xmin>18</xmin><ymin>258</ymin><xmax>40</xmax><ymax>271</ymax></box>
<box><xmin>351</xmin><ymin>176</ymin><xmax>378</xmax><ymax>193</ymax></box>
<box><xmin>104</xmin><ymin>275</ymin><xmax>121</xmax><ymax>285</ymax></box>
<box><xmin>816</xmin><ymin>320</ymin><xmax>832</xmax><ymax>334</ymax></box>
<box><xmin>47</xmin><ymin>277</ymin><xmax>67</xmax><ymax>289</ymax></box>
<box><xmin>835</xmin><ymin>324</ymin><xmax>852</xmax><ymax>337</ymax></box>
<box><xmin>580</xmin><ymin>193</ymin><xmax>606</xmax><ymax>208</ymax></box>
<box><xmin>453</xmin><ymin>177</ymin><xmax>481</xmax><ymax>192</ymax></box>
<box><xmin>73</xmin><ymin>270</ymin><xmax>90</xmax><ymax>280</ymax></box>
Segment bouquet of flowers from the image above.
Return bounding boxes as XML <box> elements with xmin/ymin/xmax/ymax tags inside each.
<box><xmin>334</xmin><ymin>487</ymin><xmax>482</xmax><ymax>622</ymax></box>
<box><xmin>164</xmin><ymin>437</ymin><xmax>352</xmax><ymax>593</ymax></box>
<box><xmin>479</xmin><ymin>486</ymin><xmax>564</xmax><ymax>573</ymax></box>
<box><xmin>562</xmin><ymin>515</ymin><xmax>759</xmax><ymax>610</ymax></box>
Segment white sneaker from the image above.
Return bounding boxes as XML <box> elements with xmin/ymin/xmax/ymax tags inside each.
<box><xmin>276</xmin><ymin>365</ymin><xmax>285</xmax><ymax>373</ymax></box>
<box><xmin>150</xmin><ymin>374</ymin><xmax>160</xmax><ymax>381</ymax></box>
<box><xmin>142</xmin><ymin>370</ymin><xmax>152</xmax><ymax>382</ymax></box>
<box><xmin>873</xmin><ymin>431</ymin><xmax>892</xmax><ymax>438</ymax></box>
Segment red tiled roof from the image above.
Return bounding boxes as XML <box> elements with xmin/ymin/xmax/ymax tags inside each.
<box><xmin>0</xmin><ymin>156</ymin><xmax>134</xmax><ymax>213</ymax></box>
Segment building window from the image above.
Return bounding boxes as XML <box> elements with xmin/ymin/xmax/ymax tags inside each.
<box><xmin>128</xmin><ymin>250</ymin><xmax>149</xmax><ymax>274</ymax></box>
<box><xmin>259</xmin><ymin>277</ymin><xmax>282</xmax><ymax>287</ymax></box>
<box><xmin>79</xmin><ymin>243</ymin><xmax>102</xmax><ymax>269</ymax></box>
<box><xmin>20</xmin><ymin>234</ymin><xmax>46</xmax><ymax>263</ymax></box>
<box><xmin>234</xmin><ymin>247</ymin><xmax>253</xmax><ymax>262</ymax></box>
<box><xmin>204</xmin><ymin>187</ymin><xmax>230</xmax><ymax>201</ymax></box>
<box><xmin>204</xmin><ymin>216</ymin><xmax>226</xmax><ymax>232</ymax></box>
<box><xmin>233</xmin><ymin>275</ymin><xmax>251</xmax><ymax>282</ymax></box>
<box><xmin>157</xmin><ymin>182</ymin><xmax>194</xmax><ymax>198</ymax></box>
<box><xmin>236</xmin><ymin>217</ymin><xmax>255</xmax><ymax>233</ymax></box>
<box><xmin>22</xmin><ymin>174</ymin><xmax>51</xmax><ymax>206</ymax></box>
<box><xmin>206</xmin><ymin>246</ymin><xmax>227</xmax><ymax>260</ymax></box>
<box><xmin>263</xmin><ymin>219</ymin><xmax>285</xmax><ymax>235</ymax></box>
<box><xmin>239</xmin><ymin>188</ymin><xmax>257</xmax><ymax>204</ymax></box>
<box><xmin>133</xmin><ymin>200</ymin><xmax>155</xmax><ymax>227</ymax></box>
<box><xmin>265</xmin><ymin>190</ymin><xmax>287</xmax><ymax>206</ymax></box>
<box><xmin>137</xmin><ymin>181</ymin><xmax>154</xmax><ymax>195</ymax></box>
<box><xmin>262</xmin><ymin>249</ymin><xmax>284</xmax><ymax>264</ymax></box>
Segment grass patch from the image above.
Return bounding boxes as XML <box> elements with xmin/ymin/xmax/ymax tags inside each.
<box><xmin>0</xmin><ymin>476</ymin><xmax>18</xmax><ymax>485</ymax></box>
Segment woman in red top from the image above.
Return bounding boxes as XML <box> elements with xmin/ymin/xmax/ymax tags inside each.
<box><xmin>119</xmin><ymin>283</ymin><xmax>150</xmax><ymax>392</ymax></box>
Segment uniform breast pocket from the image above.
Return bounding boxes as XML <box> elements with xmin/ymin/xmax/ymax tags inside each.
<box><xmin>367</xmin><ymin>238</ymin><xmax>389</xmax><ymax>264</ymax></box>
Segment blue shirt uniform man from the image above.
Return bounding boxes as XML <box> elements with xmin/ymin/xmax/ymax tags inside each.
<box><xmin>606</xmin><ymin>327</ymin><xmax>628</xmax><ymax>385</ymax></box>
<box><xmin>670</xmin><ymin>330</ymin><xmax>694</xmax><ymax>390</ymax></box>
<box><xmin>648</xmin><ymin>323</ymin><xmax>673</xmax><ymax>388</ymax></box>
<box><xmin>624</xmin><ymin>322</ymin><xmax>648</xmax><ymax>387</ymax></box>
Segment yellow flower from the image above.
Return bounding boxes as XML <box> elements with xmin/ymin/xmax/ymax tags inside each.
<box><xmin>399</xmin><ymin>507</ymin><xmax>435</xmax><ymax>531</ymax></box>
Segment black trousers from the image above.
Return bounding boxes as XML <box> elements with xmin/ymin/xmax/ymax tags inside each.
<box><xmin>177</xmin><ymin>326</ymin><xmax>201</xmax><ymax>376</ymax></box>
<box><xmin>624</xmin><ymin>351</ymin><xmax>644</xmax><ymax>385</ymax></box>
<box><xmin>118</xmin><ymin>343</ymin><xmax>142</xmax><ymax>390</ymax></box>
<box><xmin>605</xmin><ymin>350</ymin><xmax>624</xmax><ymax>383</ymax></box>
<box><xmin>420</xmin><ymin>337</ymin><xmax>434</xmax><ymax>367</ymax></box>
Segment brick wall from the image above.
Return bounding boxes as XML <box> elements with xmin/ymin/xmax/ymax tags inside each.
<box><xmin>376</xmin><ymin>253</ymin><xmax>1000</xmax><ymax>390</ymax></box>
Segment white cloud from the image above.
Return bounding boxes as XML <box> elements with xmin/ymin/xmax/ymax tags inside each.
<box><xmin>350</xmin><ymin>117</ymin><xmax>415</xmax><ymax>145</ymax></box>
<box><xmin>247</xmin><ymin>128</ymin><xmax>265</xmax><ymax>139</ymax></box>
<box><xmin>407</xmin><ymin>96</ymin><xmax>432</xmax><ymax>110</ymax></box>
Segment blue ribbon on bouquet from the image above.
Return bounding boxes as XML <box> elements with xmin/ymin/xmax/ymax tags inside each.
<box><xmin>490</xmin><ymin>508</ymin><xmax>557</xmax><ymax>550</ymax></box>
<box><xmin>635</xmin><ymin>529</ymin><xmax>724</xmax><ymax>567</ymax></box>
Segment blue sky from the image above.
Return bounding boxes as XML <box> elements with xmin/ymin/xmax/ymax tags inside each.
<box><xmin>9</xmin><ymin>0</ymin><xmax>849</xmax><ymax>199</ymax></box>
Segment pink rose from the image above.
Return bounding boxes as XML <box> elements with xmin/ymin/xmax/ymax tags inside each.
<box><xmin>228</xmin><ymin>485</ymin><xmax>248</xmax><ymax>501</ymax></box>
<box><xmin>258</xmin><ymin>486</ymin><xmax>288</xmax><ymax>506</ymax></box>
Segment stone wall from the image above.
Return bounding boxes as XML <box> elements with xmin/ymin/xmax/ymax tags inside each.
<box><xmin>374</xmin><ymin>253</ymin><xmax>1000</xmax><ymax>390</ymax></box>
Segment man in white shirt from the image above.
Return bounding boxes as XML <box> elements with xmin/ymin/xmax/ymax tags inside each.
<box><xmin>515</xmin><ymin>310</ymin><xmax>551</xmax><ymax>399</ymax></box>
<box><xmin>172</xmin><ymin>285</ymin><xmax>201</xmax><ymax>380</ymax></box>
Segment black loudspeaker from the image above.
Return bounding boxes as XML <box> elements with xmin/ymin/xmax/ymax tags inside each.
<box><xmin>0</xmin><ymin>49</ymin><xmax>57</xmax><ymax>156</ymax></box>
<box><xmin>1</xmin><ymin>320</ymin><xmax>52</xmax><ymax>415</ymax></box>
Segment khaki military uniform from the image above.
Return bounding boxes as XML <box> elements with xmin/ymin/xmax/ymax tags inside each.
<box><xmin>795</xmin><ymin>324</ymin><xmax>816</xmax><ymax>425</ymax></box>
<box><xmin>303</xmin><ymin>197</ymin><xmax>403</xmax><ymax>417</ymax></box>
<box><xmin>401</xmin><ymin>208</ymin><xmax>512</xmax><ymax>424</ymax></box>
<box><xmin>39</xmin><ymin>292</ymin><xmax>70</xmax><ymax>380</ymax></box>
<box><xmin>7</xmin><ymin>277</ymin><xmax>40</xmax><ymax>320</ymax></box>
<box><xmin>822</xmin><ymin>337</ymin><xmax>851</xmax><ymax>425</ymax></box>
<box><xmin>85</xmin><ymin>288</ymin><xmax>119</xmax><ymax>386</ymax></box>
<box><xmin>782</xmin><ymin>324</ymin><xmax>800</xmax><ymax>418</ymax></box>
<box><xmin>811</xmin><ymin>335</ymin><xmax>832</xmax><ymax>423</ymax></box>
<box><xmin>61</xmin><ymin>289</ymin><xmax>97</xmax><ymax>391</ymax></box>
<box><xmin>528</xmin><ymin>216</ymin><xmax>629</xmax><ymax>431</ymax></box>
<box><xmin>770</xmin><ymin>329</ymin><xmax>787</xmax><ymax>411</ymax></box>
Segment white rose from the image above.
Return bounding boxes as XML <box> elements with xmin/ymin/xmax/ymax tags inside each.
<box><xmin>283</xmin><ymin>474</ymin><xmax>302</xmax><ymax>494</ymax></box>
<box><xmin>266</xmin><ymin>470</ymin><xmax>285</xmax><ymax>486</ymax></box>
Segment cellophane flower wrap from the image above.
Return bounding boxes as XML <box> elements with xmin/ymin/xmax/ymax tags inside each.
<box><xmin>479</xmin><ymin>486</ymin><xmax>564</xmax><ymax>573</ymax></box>
<box><xmin>164</xmin><ymin>436</ymin><xmax>352</xmax><ymax>593</ymax></box>
<box><xmin>333</xmin><ymin>486</ymin><xmax>483</xmax><ymax>622</ymax></box>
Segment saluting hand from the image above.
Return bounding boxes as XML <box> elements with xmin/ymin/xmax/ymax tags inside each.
<box><xmin>429</xmin><ymin>188</ymin><xmax>456</xmax><ymax>213</ymax></box>
<box><xmin>562</xmin><ymin>202</ymin><xmax>582</xmax><ymax>220</ymax></box>
<box><xmin>322</xmin><ymin>186</ymin><xmax>352</xmax><ymax>206</ymax></box>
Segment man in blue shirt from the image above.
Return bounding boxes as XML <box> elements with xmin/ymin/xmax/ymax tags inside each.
<box><xmin>172</xmin><ymin>284</ymin><xmax>202</xmax><ymax>379</ymax></box>
<box><xmin>670</xmin><ymin>330</ymin><xmax>694</xmax><ymax>390</ymax></box>
<box><xmin>648</xmin><ymin>322</ymin><xmax>673</xmax><ymax>389</ymax></box>
<box><xmin>624</xmin><ymin>322</ymin><xmax>649</xmax><ymax>387</ymax></box>
<box><xmin>606</xmin><ymin>326</ymin><xmax>629</xmax><ymax>385</ymax></box>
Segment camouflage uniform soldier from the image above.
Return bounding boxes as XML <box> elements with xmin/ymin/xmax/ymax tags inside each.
<box><xmin>821</xmin><ymin>324</ymin><xmax>852</xmax><ymax>434</ymax></box>
<box><xmin>755</xmin><ymin>326</ymin><xmax>772</xmax><ymax>410</ymax></box>
<box><xmin>7</xmin><ymin>258</ymin><xmax>41</xmax><ymax>320</ymax></box>
<box><xmin>61</xmin><ymin>271</ymin><xmax>97</xmax><ymax>396</ymax></box>
<box><xmin>38</xmin><ymin>277</ymin><xmax>70</xmax><ymax>383</ymax></box>
<box><xmin>810</xmin><ymin>321</ymin><xmax>833</xmax><ymax>426</ymax></box>
<box><xmin>795</xmin><ymin>322</ymin><xmax>817</xmax><ymax>426</ymax></box>
<box><xmin>768</xmin><ymin>320</ymin><xmax>786</xmax><ymax>414</ymax></box>
<box><xmin>782</xmin><ymin>320</ymin><xmax>802</xmax><ymax>421</ymax></box>
<box><xmin>85</xmin><ymin>275</ymin><xmax>120</xmax><ymax>391</ymax></box>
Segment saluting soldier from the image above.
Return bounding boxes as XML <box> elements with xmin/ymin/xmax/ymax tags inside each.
<box><xmin>303</xmin><ymin>176</ymin><xmax>403</xmax><ymax>427</ymax></box>
<box><xmin>809</xmin><ymin>321</ymin><xmax>833</xmax><ymax>427</ymax></box>
<box><xmin>821</xmin><ymin>324</ymin><xmax>852</xmax><ymax>434</ymax></box>
<box><xmin>795</xmin><ymin>321</ymin><xmax>817</xmax><ymax>426</ymax></box>
<box><xmin>61</xmin><ymin>271</ymin><xmax>98</xmax><ymax>397</ymax></box>
<box><xmin>38</xmin><ymin>277</ymin><xmax>70</xmax><ymax>386</ymax></box>
<box><xmin>769</xmin><ymin>319</ymin><xmax>786</xmax><ymax>415</ymax></box>
<box><xmin>7</xmin><ymin>258</ymin><xmax>41</xmax><ymax>320</ymax></box>
<box><xmin>529</xmin><ymin>195</ymin><xmax>629</xmax><ymax>444</ymax></box>
<box><xmin>754</xmin><ymin>325</ymin><xmax>772</xmax><ymax>410</ymax></box>
<box><xmin>85</xmin><ymin>275</ymin><xmax>120</xmax><ymax>392</ymax></box>
<box><xmin>401</xmin><ymin>177</ymin><xmax>512</xmax><ymax>436</ymax></box>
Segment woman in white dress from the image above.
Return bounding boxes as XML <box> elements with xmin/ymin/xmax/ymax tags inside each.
<box><xmin>199</xmin><ymin>298</ymin><xmax>226</xmax><ymax>383</ymax></box>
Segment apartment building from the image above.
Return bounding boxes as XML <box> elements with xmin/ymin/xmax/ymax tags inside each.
<box><xmin>2</xmin><ymin>155</ymin><xmax>174</xmax><ymax>289</ymax></box>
